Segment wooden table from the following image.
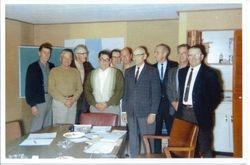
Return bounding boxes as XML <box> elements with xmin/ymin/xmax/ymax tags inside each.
<box><xmin>6</xmin><ymin>124</ymin><xmax>127</xmax><ymax>159</ymax></box>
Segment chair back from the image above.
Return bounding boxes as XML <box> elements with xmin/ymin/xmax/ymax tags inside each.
<box><xmin>168</xmin><ymin>118</ymin><xmax>199</xmax><ymax>157</ymax></box>
<box><xmin>6</xmin><ymin>120</ymin><xmax>24</xmax><ymax>144</ymax></box>
<box><xmin>79</xmin><ymin>113</ymin><xmax>118</xmax><ymax>126</ymax></box>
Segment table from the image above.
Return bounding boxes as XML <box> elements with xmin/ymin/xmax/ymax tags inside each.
<box><xmin>6</xmin><ymin>124</ymin><xmax>127</xmax><ymax>159</ymax></box>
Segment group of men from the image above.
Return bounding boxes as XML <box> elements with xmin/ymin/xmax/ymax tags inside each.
<box><xmin>25</xmin><ymin>42</ymin><xmax>222</xmax><ymax>158</ymax></box>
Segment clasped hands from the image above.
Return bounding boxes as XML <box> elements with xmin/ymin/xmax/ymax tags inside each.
<box><xmin>95</xmin><ymin>102</ymin><xmax>108</xmax><ymax>111</ymax></box>
<box><xmin>64</xmin><ymin>97</ymin><xmax>74</xmax><ymax>108</ymax></box>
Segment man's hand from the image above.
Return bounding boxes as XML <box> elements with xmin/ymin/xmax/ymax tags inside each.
<box><xmin>171</xmin><ymin>101</ymin><xmax>179</xmax><ymax>111</ymax></box>
<box><xmin>64</xmin><ymin>97</ymin><xmax>74</xmax><ymax>108</ymax></box>
<box><xmin>31</xmin><ymin>106</ymin><xmax>39</xmax><ymax>116</ymax></box>
<box><xmin>122</xmin><ymin>113</ymin><xmax>127</xmax><ymax>123</ymax></box>
<box><xmin>147</xmin><ymin>113</ymin><xmax>156</xmax><ymax>124</ymax></box>
<box><xmin>95</xmin><ymin>102</ymin><xmax>107</xmax><ymax>111</ymax></box>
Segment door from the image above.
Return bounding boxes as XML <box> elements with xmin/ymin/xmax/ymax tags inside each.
<box><xmin>232</xmin><ymin>29</ymin><xmax>242</xmax><ymax>157</ymax></box>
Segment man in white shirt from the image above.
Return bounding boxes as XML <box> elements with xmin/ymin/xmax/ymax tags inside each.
<box><xmin>176</xmin><ymin>45</ymin><xmax>222</xmax><ymax>157</ymax></box>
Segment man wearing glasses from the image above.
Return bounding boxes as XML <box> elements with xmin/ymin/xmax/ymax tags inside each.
<box><xmin>176</xmin><ymin>45</ymin><xmax>222</xmax><ymax>157</ymax></box>
<box><xmin>122</xmin><ymin>46</ymin><xmax>161</xmax><ymax>157</ymax></box>
<box><xmin>71</xmin><ymin>44</ymin><xmax>94</xmax><ymax>124</ymax></box>
<box><xmin>84</xmin><ymin>50</ymin><xmax>124</xmax><ymax>123</ymax></box>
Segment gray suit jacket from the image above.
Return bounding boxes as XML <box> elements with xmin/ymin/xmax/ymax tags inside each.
<box><xmin>167</xmin><ymin>66</ymin><xmax>179</xmax><ymax>115</ymax></box>
<box><xmin>122</xmin><ymin>64</ymin><xmax>161</xmax><ymax>117</ymax></box>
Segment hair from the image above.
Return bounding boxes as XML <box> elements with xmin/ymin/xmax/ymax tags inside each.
<box><xmin>177</xmin><ymin>44</ymin><xmax>190</xmax><ymax>51</ymax></box>
<box><xmin>111</xmin><ymin>49</ymin><xmax>121</xmax><ymax>56</ymax></box>
<box><xmin>73</xmin><ymin>44</ymin><xmax>89</xmax><ymax>55</ymax></box>
<box><xmin>98</xmin><ymin>50</ymin><xmax>111</xmax><ymax>59</ymax></box>
<box><xmin>60</xmin><ymin>48</ymin><xmax>74</xmax><ymax>58</ymax></box>
<box><xmin>189</xmin><ymin>44</ymin><xmax>207</xmax><ymax>63</ymax></box>
<box><xmin>156</xmin><ymin>43</ymin><xmax>171</xmax><ymax>56</ymax></box>
<box><xmin>137</xmin><ymin>45</ymin><xmax>149</xmax><ymax>57</ymax></box>
<box><xmin>39</xmin><ymin>42</ymin><xmax>52</xmax><ymax>52</ymax></box>
<box><xmin>190</xmin><ymin>44</ymin><xmax>207</xmax><ymax>58</ymax></box>
<box><xmin>121</xmin><ymin>47</ymin><xmax>133</xmax><ymax>55</ymax></box>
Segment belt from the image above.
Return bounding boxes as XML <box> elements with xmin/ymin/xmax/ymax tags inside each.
<box><xmin>182</xmin><ymin>104</ymin><xmax>193</xmax><ymax>110</ymax></box>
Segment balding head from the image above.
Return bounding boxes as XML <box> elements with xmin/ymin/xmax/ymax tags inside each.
<box><xmin>133</xmin><ymin>46</ymin><xmax>147</xmax><ymax>67</ymax></box>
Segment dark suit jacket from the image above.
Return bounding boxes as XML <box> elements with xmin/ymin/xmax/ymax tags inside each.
<box><xmin>70</xmin><ymin>61</ymin><xmax>94</xmax><ymax>112</ymax></box>
<box><xmin>25</xmin><ymin>61</ymin><xmax>55</xmax><ymax>107</ymax></box>
<box><xmin>122</xmin><ymin>64</ymin><xmax>161</xmax><ymax>117</ymax></box>
<box><xmin>152</xmin><ymin>60</ymin><xmax>178</xmax><ymax>113</ymax></box>
<box><xmin>70</xmin><ymin>61</ymin><xmax>94</xmax><ymax>84</ymax></box>
<box><xmin>167</xmin><ymin>66</ymin><xmax>179</xmax><ymax>115</ymax></box>
<box><xmin>177</xmin><ymin>64</ymin><xmax>222</xmax><ymax>130</ymax></box>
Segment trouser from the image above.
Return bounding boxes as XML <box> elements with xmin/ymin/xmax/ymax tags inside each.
<box><xmin>155</xmin><ymin>98</ymin><xmax>173</xmax><ymax>153</ymax></box>
<box><xmin>75</xmin><ymin>93</ymin><xmax>90</xmax><ymax>124</ymax></box>
<box><xmin>181</xmin><ymin>105</ymin><xmax>213</xmax><ymax>158</ymax></box>
<box><xmin>30</xmin><ymin>94</ymin><xmax>52</xmax><ymax>133</ymax></box>
<box><xmin>52</xmin><ymin>99</ymin><xmax>76</xmax><ymax>125</ymax></box>
<box><xmin>127</xmin><ymin>115</ymin><xmax>156</xmax><ymax>158</ymax></box>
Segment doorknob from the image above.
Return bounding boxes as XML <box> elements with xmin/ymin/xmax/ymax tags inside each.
<box><xmin>238</xmin><ymin>96</ymin><xmax>242</xmax><ymax>99</ymax></box>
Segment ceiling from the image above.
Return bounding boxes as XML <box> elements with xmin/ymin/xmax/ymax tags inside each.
<box><xmin>6</xmin><ymin>4</ymin><xmax>241</xmax><ymax>24</ymax></box>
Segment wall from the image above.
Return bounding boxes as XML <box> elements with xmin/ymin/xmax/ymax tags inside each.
<box><xmin>127</xmin><ymin>20</ymin><xmax>179</xmax><ymax>63</ymax></box>
<box><xmin>6</xmin><ymin>19</ymin><xmax>34</xmax><ymax>132</ymax></box>
<box><xmin>178</xmin><ymin>9</ymin><xmax>242</xmax><ymax>44</ymax></box>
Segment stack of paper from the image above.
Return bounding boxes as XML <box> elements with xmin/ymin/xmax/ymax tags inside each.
<box><xmin>73</xmin><ymin>124</ymin><xmax>92</xmax><ymax>133</ymax></box>
<box><xmin>100</xmin><ymin>130</ymin><xmax>127</xmax><ymax>142</ymax></box>
<box><xmin>91</xmin><ymin>126</ymin><xmax>112</xmax><ymax>133</ymax></box>
<box><xmin>84</xmin><ymin>141</ymin><xmax>116</xmax><ymax>154</ymax></box>
<box><xmin>19</xmin><ymin>132</ymin><xmax>57</xmax><ymax>146</ymax></box>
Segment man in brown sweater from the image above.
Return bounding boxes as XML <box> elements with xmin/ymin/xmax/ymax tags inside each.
<box><xmin>48</xmin><ymin>49</ymin><xmax>82</xmax><ymax>124</ymax></box>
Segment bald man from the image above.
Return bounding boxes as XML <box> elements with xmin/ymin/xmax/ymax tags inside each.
<box><xmin>122</xmin><ymin>46</ymin><xmax>161</xmax><ymax>158</ymax></box>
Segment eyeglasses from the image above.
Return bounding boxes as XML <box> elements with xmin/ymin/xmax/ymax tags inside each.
<box><xmin>100</xmin><ymin>57</ymin><xmax>110</xmax><ymax>62</ymax></box>
<box><xmin>76</xmin><ymin>52</ymin><xmax>88</xmax><ymax>55</ymax></box>
<box><xmin>188</xmin><ymin>53</ymin><xmax>201</xmax><ymax>57</ymax></box>
<box><xmin>134</xmin><ymin>53</ymin><xmax>144</xmax><ymax>56</ymax></box>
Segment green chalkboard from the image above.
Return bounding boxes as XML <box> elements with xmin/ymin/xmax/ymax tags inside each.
<box><xmin>19</xmin><ymin>46</ymin><xmax>64</xmax><ymax>98</ymax></box>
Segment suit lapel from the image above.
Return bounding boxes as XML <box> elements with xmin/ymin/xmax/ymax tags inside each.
<box><xmin>136</xmin><ymin>65</ymin><xmax>147</xmax><ymax>84</ymax></box>
<box><xmin>192</xmin><ymin>64</ymin><xmax>204</xmax><ymax>96</ymax></box>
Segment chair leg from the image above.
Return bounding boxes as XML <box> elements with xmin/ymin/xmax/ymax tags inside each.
<box><xmin>164</xmin><ymin>148</ymin><xmax>172</xmax><ymax>158</ymax></box>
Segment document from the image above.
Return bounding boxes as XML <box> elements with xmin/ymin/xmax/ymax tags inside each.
<box><xmin>19</xmin><ymin>132</ymin><xmax>57</xmax><ymax>146</ymax></box>
<box><xmin>84</xmin><ymin>141</ymin><xmax>116</xmax><ymax>154</ymax></box>
<box><xmin>91</xmin><ymin>126</ymin><xmax>112</xmax><ymax>133</ymax></box>
<box><xmin>100</xmin><ymin>130</ymin><xmax>127</xmax><ymax>142</ymax></box>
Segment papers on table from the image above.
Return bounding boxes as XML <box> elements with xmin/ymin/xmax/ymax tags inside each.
<box><xmin>100</xmin><ymin>130</ymin><xmax>127</xmax><ymax>142</ymax></box>
<box><xmin>73</xmin><ymin>124</ymin><xmax>92</xmax><ymax>133</ymax></box>
<box><xmin>84</xmin><ymin>141</ymin><xmax>117</xmax><ymax>154</ymax></box>
<box><xmin>19</xmin><ymin>132</ymin><xmax>57</xmax><ymax>146</ymax></box>
<box><xmin>91</xmin><ymin>126</ymin><xmax>112</xmax><ymax>133</ymax></box>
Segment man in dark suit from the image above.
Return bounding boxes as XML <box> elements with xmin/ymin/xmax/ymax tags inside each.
<box><xmin>122</xmin><ymin>46</ymin><xmax>161</xmax><ymax>158</ymax></box>
<box><xmin>70</xmin><ymin>44</ymin><xmax>94</xmax><ymax>124</ymax></box>
<box><xmin>25</xmin><ymin>42</ymin><xmax>55</xmax><ymax>132</ymax></box>
<box><xmin>152</xmin><ymin>43</ymin><xmax>178</xmax><ymax>153</ymax></box>
<box><xmin>176</xmin><ymin>45</ymin><xmax>222</xmax><ymax>158</ymax></box>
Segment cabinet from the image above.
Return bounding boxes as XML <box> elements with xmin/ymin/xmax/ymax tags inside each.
<box><xmin>213</xmin><ymin>99</ymin><xmax>233</xmax><ymax>152</ymax></box>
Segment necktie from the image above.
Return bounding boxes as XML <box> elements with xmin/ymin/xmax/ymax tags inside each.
<box><xmin>135</xmin><ymin>67</ymin><xmax>140</xmax><ymax>83</ymax></box>
<box><xmin>184</xmin><ymin>68</ymin><xmax>193</xmax><ymax>102</ymax></box>
<box><xmin>160</xmin><ymin>63</ymin><xmax>164</xmax><ymax>80</ymax></box>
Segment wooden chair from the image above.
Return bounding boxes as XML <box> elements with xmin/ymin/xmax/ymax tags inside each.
<box><xmin>79</xmin><ymin>113</ymin><xmax>118</xmax><ymax>126</ymax></box>
<box><xmin>142</xmin><ymin>118</ymin><xmax>199</xmax><ymax>158</ymax></box>
<box><xmin>6</xmin><ymin>120</ymin><xmax>24</xmax><ymax>144</ymax></box>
